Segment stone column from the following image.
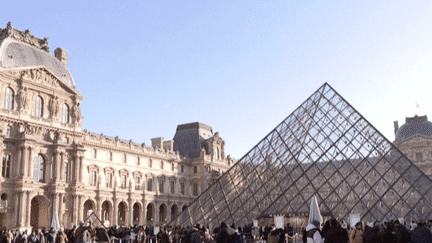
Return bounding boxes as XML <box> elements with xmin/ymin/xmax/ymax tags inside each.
<box><xmin>14</xmin><ymin>147</ymin><xmax>22</xmax><ymax>178</ymax></box>
<box><xmin>96</xmin><ymin>196</ymin><xmax>101</xmax><ymax>219</ymax></box>
<box><xmin>25</xmin><ymin>191</ymin><xmax>32</xmax><ymax>227</ymax></box>
<box><xmin>27</xmin><ymin>146</ymin><xmax>33</xmax><ymax>177</ymax></box>
<box><xmin>20</xmin><ymin>146</ymin><xmax>26</xmax><ymax>177</ymax></box>
<box><xmin>53</xmin><ymin>151</ymin><xmax>59</xmax><ymax>182</ymax></box>
<box><xmin>141</xmin><ymin>199</ymin><xmax>146</xmax><ymax>225</ymax></box>
<box><xmin>112</xmin><ymin>197</ymin><xmax>117</xmax><ymax>226</ymax></box>
<box><xmin>17</xmin><ymin>191</ymin><xmax>23</xmax><ymax>227</ymax></box>
<box><xmin>58</xmin><ymin>193</ymin><xmax>63</xmax><ymax>225</ymax></box>
<box><xmin>59</xmin><ymin>152</ymin><xmax>64</xmax><ymax>181</ymax></box>
<box><xmin>78</xmin><ymin>195</ymin><xmax>83</xmax><ymax>222</ymax></box>
<box><xmin>155</xmin><ymin>202</ymin><xmax>159</xmax><ymax>225</ymax></box>
<box><xmin>72</xmin><ymin>195</ymin><xmax>77</xmax><ymax>225</ymax></box>
<box><xmin>128</xmin><ymin>198</ymin><xmax>133</xmax><ymax>226</ymax></box>
<box><xmin>79</xmin><ymin>156</ymin><xmax>83</xmax><ymax>183</ymax></box>
<box><xmin>52</xmin><ymin>193</ymin><xmax>58</xmax><ymax>224</ymax></box>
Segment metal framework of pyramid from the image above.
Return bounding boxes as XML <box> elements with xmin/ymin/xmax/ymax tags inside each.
<box><xmin>170</xmin><ymin>83</ymin><xmax>432</xmax><ymax>227</ymax></box>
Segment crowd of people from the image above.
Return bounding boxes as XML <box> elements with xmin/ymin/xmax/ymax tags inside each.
<box><xmin>1</xmin><ymin>219</ymin><xmax>432</xmax><ymax>243</ymax></box>
<box><xmin>302</xmin><ymin>219</ymin><xmax>432</xmax><ymax>243</ymax></box>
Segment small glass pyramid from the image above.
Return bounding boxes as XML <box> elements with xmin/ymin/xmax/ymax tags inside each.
<box><xmin>171</xmin><ymin>83</ymin><xmax>432</xmax><ymax>227</ymax></box>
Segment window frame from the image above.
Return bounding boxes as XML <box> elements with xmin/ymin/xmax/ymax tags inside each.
<box><xmin>34</xmin><ymin>95</ymin><xmax>44</xmax><ymax>117</ymax></box>
<box><xmin>3</xmin><ymin>87</ymin><xmax>14</xmax><ymax>110</ymax></box>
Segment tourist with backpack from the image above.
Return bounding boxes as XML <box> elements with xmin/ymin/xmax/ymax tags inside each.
<box><xmin>305</xmin><ymin>220</ymin><xmax>323</xmax><ymax>243</ymax></box>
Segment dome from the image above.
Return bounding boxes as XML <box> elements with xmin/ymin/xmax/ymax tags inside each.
<box><xmin>395</xmin><ymin>115</ymin><xmax>432</xmax><ymax>141</ymax></box>
<box><xmin>0</xmin><ymin>23</ymin><xmax>75</xmax><ymax>88</ymax></box>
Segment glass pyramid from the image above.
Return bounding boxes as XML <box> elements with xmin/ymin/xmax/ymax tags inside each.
<box><xmin>171</xmin><ymin>83</ymin><xmax>432</xmax><ymax>228</ymax></box>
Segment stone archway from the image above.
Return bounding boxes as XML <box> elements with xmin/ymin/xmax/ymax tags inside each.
<box><xmin>101</xmin><ymin>200</ymin><xmax>112</xmax><ymax>226</ymax></box>
<box><xmin>83</xmin><ymin>199</ymin><xmax>95</xmax><ymax>220</ymax></box>
<box><xmin>159</xmin><ymin>203</ymin><xmax>167</xmax><ymax>223</ymax></box>
<box><xmin>30</xmin><ymin>196</ymin><xmax>49</xmax><ymax>229</ymax></box>
<box><xmin>118</xmin><ymin>201</ymin><xmax>127</xmax><ymax>226</ymax></box>
<box><xmin>171</xmin><ymin>204</ymin><xmax>178</xmax><ymax>222</ymax></box>
<box><xmin>146</xmin><ymin>203</ymin><xmax>154</xmax><ymax>222</ymax></box>
<box><xmin>132</xmin><ymin>202</ymin><xmax>141</xmax><ymax>225</ymax></box>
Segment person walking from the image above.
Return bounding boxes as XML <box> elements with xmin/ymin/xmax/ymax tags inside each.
<box><xmin>349</xmin><ymin>222</ymin><xmax>362</xmax><ymax>243</ymax></box>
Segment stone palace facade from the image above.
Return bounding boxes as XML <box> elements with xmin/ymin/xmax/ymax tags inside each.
<box><xmin>0</xmin><ymin>22</ymin><xmax>234</xmax><ymax>230</ymax></box>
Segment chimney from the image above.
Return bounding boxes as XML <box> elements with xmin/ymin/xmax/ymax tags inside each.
<box><xmin>163</xmin><ymin>140</ymin><xmax>174</xmax><ymax>151</ymax></box>
<box><xmin>54</xmin><ymin>47</ymin><xmax>68</xmax><ymax>66</ymax></box>
<box><xmin>151</xmin><ymin>137</ymin><xmax>164</xmax><ymax>149</ymax></box>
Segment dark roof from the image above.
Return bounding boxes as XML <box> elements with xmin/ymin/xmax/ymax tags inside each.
<box><xmin>395</xmin><ymin>115</ymin><xmax>432</xmax><ymax>141</ymax></box>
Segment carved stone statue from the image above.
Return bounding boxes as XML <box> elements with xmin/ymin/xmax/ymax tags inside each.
<box><xmin>49</xmin><ymin>96</ymin><xmax>59</xmax><ymax>118</ymax></box>
<box><xmin>22</xmin><ymin>29</ymin><xmax>34</xmax><ymax>45</ymax></box>
<box><xmin>73</xmin><ymin>103</ymin><xmax>82</xmax><ymax>124</ymax></box>
<box><xmin>394</xmin><ymin>120</ymin><xmax>399</xmax><ymax>135</ymax></box>
<box><xmin>18</xmin><ymin>87</ymin><xmax>28</xmax><ymax>112</ymax></box>
<box><xmin>41</xmin><ymin>37</ymin><xmax>49</xmax><ymax>52</ymax></box>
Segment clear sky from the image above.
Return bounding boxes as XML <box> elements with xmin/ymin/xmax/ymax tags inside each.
<box><xmin>3</xmin><ymin>1</ymin><xmax>432</xmax><ymax>159</ymax></box>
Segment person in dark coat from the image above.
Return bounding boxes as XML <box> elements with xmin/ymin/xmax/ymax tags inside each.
<box><xmin>323</xmin><ymin>219</ymin><xmax>348</xmax><ymax>243</ymax></box>
<box><xmin>394</xmin><ymin>220</ymin><xmax>410</xmax><ymax>243</ymax></box>
<box><xmin>363</xmin><ymin>226</ymin><xmax>382</xmax><ymax>243</ymax></box>
<box><xmin>411</xmin><ymin>222</ymin><xmax>432</xmax><ymax>243</ymax></box>
<box><xmin>215</xmin><ymin>222</ymin><xmax>234</xmax><ymax>243</ymax></box>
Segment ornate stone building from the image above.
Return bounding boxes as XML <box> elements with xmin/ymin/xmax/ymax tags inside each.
<box><xmin>394</xmin><ymin>114</ymin><xmax>432</xmax><ymax>178</ymax></box>
<box><xmin>0</xmin><ymin>22</ymin><xmax>234</xmax><ymax>230</ymax></box>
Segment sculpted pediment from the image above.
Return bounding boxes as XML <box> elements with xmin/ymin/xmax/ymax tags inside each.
<box><xmin>4</xmin><ymin>67</ymin><xmax>78</xmax><ymax>95</ymax></box>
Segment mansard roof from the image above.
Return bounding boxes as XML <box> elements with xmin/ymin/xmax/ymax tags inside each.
<box><xmin>0</xmin><ymin>22</ymin><xmax>75</xmax><ymax>88</ymax></box>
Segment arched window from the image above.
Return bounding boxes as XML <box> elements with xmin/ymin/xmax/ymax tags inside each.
<box><xmin>2</xmin><ymin>154</ymin><xmax>11</xmax><ymax>178</ymax></box>
<box><xmin>33</xmin><ymin>154</ymin><xmax>45</xmax><ymax>182</ymax></box>
<box><xmin>3</xmin><ymin>87</ymin><xmax>14</xmax><ymax>110</ymax></box>
<box><xmin>61</xmin><ymin>103</ymin><xmax>69</xmax><ymax>123</ymax></box>
<box><xmin>34</xmin><ymin>96</ymin><xmax>43</xmax><ymax>117</ymax></box>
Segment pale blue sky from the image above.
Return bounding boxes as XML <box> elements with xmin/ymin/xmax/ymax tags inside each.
<box><xmin>3</xmin><ymin>1</ymin><xmax>432</xmax><ymax>158</ymax></box>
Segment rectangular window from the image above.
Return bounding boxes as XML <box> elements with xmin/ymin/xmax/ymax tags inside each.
<box><xmin>180</xmin><ymin>182</ymin><xmax>185</xmax><ymax>195</ymax></box>
<box><xmin>121</xmin><ymin>175</ymin><xmax>127</xmax><ymax>189</ymax></box>
<box><xmin>147</xmin><ymin>178</ymin><xmax>153</xmax><ymax>191</ymax></box>
<box><xmin>1</xmin><ymin>154</ymin><xmax>11</xmax><ymax>178</ymax></box>
<box><xmin>170</xmin><ymin>181</ymin><xmax>175</xmax><ymax>194</ymax></box>
<box><xmin>193</xmin><ymin>183</ymin><xmax>198</xmax><ymax>196</ymax></box>
<box><xmin>107</xmin><ymin>173</ymin><xmax>112</xmax><ymax>188</ymax></box>
<box><xmin>135</xmin><ymin>177</ymin><xmax>141</xmax><ymax>190</ymax></box>
<box><xmin>181</xmin><ymin>165</ymin><xmax>184</xmax><ymax>173</ymax></box>
<box><xmin>64</xmin><ymin>163</ymin><xmax>68</xmax><ymax>182</ymax></box>
<box><xmin>159</xmin><ymin>180</ymin><xmax>164</xmax><ymax>193</ymax></box>
<box><xmin>90</xmin><ymin>171</ymin><xmax>96</xmax><ymax>186</ymax></box>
